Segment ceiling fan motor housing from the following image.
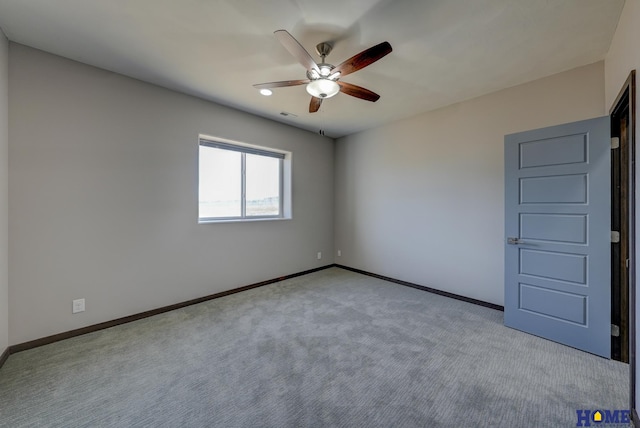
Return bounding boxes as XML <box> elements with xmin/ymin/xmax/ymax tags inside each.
<box><xmin>307</xmin><ymin>63</ymin><xmax>336</xmax><ymax>80</ymax></box>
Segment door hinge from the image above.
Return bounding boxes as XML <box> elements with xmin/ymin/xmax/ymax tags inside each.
<box><xmin>627</xmin><ymin>258</ymin><xmax>630</xmax><ymax>269</ymax></box>
<box><xmin>611</xmin><ymin>137</ymin><xmax>620</xmax><ymax>149</ymax></box>
<box><xmin>611</xmin><ymin>231</ymin><xmax>620</xmax><ymax>243</ymax></box>
<box><xmin>611</xmin><ymin>324</ymin><xmax>620</xmax><ymax>337</ymax></box>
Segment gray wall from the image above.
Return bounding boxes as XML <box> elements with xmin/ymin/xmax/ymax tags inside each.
<box><xmin>0</xmin><ymin>30</ymin><xmax>8</xmax><ymax>352</ymax></box>
<box><xmin>8</xmin><ymin>44</ymin><xmax>334</xmax><ymax>345</ymax></box>
<box><xmin>334</xmin><ymin>62</ymin><xmax>605</xmax><ymax>306</ymax></box>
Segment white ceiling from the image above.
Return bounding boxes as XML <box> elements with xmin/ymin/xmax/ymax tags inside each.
<box><xmin>0</xmin><ymin>0</ymin><xmax>626</xmax><ymax>138</ymax></box>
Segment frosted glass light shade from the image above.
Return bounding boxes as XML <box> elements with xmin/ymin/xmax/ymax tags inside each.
<box><xmin>306</xmin><ymin>79</ymin><xmax>340</xmax><ymax>99</ymax></box>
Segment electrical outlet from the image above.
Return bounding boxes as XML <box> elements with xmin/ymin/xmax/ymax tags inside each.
<box><xmin>337</xmin><ymin>250</ymin><xmax>342</xmax><ymax>257</ymax></box>
<box><xmin>72</xmin><ymin>298</ymin><xmax>85</xmax><ymax>314</ymax></box>
<box><xmin>317</xmin><ymin>252</ymin><xmax>322</xmax><ymax>260</ymax></box>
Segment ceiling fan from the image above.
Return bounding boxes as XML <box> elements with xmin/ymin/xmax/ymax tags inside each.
<box><xmin>253</xmin><ymin>30</ymin><xmax>392</xmax><ymax>113</ymax></box>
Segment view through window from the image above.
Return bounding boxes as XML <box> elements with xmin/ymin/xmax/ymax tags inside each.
<box><xmin>199</xmin><ymin>138</ymin><xmax>285</xmax><ymax>221</ymax></box>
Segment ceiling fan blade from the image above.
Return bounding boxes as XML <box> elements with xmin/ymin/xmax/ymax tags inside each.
<box><xmin>337</xmin><ymin>81</ymin><xmax>380</xmax><ymax>102</ymax></box>
<box><xmin>253</xmin><ymin>80</ymin><xmax>310</xmax><ymax>89</ymax></box>
<box><xmin>333</xmin><ymin>41</ymin><xmax>392</xmax><ymax>77</ymax></box>
<box><xmin>309</xmin><ymin>97</ymin><xmax>322</xmax><ymax>113</ymax></box>
<box><xmin>274</xmin><ymin>30</ymin><xmax>320</xmax><ymax>73</ymax></box>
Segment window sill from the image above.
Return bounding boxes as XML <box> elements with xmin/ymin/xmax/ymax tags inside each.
<box><xmin>198</xmin><ymin>217</ymin><xmax>291</xmax><ymax>224</ymax></box>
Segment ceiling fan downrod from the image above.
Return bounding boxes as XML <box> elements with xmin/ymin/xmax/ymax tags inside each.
<box><xmin>315</xmin><ymin>42</ymin><xmax>333</xmax><ymax>62</ymax></box>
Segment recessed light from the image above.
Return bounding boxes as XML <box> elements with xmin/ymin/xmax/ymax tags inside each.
<box><xmin>259</xmin><ymin>89</ymin><xmax>273</xmax><ymax>96</ymax></box>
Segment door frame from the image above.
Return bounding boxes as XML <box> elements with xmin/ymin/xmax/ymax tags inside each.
<box><xmin>609</xmin><ymin>70</ymin><xmax>636</xmax><ymax>423</ymax></box>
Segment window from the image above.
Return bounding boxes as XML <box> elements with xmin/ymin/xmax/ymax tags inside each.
<box><xmin>198</xmin><ymin>136</ymin><xmax>290</xmax><ymax>222</ymax></box>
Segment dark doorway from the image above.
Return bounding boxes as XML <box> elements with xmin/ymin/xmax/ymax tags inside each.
<box><xmin>609</xmin><ymin>70</ymin><xmax>636</xmax><ymax>421</ymax></box>
<box><xmin>611</xmin><ymin>76</ymin><xmax>632</xmax><ymax>363</ymax></box>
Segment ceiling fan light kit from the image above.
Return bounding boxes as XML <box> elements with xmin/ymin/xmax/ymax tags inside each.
<box><xmin>253</xmin><ymin>30</ymin><xmax>392</xmax><ymax>113</ymax></box>
<box><xmin>306</xmin><ymin>79</ymin><xmax>339</xmax><ymax>98</ymax></box>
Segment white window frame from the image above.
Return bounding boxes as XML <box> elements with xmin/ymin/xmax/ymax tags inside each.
<box><xmin>198</xmin><ymin>135</ymin><xmax>292</xmax><ymax>223</ymax></box>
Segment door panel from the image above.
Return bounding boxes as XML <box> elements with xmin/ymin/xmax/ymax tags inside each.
<box><xmin>519</xmin><ymin>249</ymin><xmax>587</xmax><ymax>284</ymax></box>
<box><xmin>519</xmin><ymin>134</ymin><xmax>587</xmax><ymax>168</ymax></box>
<box><xmin>520</xmin><ymin>213</ymin><xmax>587</xmax><ymax>243</ymax></box>
<box><xmin>518</xmin><ymin>284</ymin><xmax>586</xmax><ymax>324</ymax></box>
<box><xmin>520</xmin><ymin>174</ymin><xmax>587</xmax><ymax>204</ymax></box>
<box><xmin>505</xmin><ymin>116</ymin><xmax>610</xmax><ymax>358</ymax></box>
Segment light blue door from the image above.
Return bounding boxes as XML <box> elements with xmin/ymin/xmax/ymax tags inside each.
<box><xmin>504</xmin><ymin>117</ymin><xmax>611</xmax><ymax>358</ymax></box>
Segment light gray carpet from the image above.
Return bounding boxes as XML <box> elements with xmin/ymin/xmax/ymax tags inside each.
<box><xmin>0</xmin><ymin>267</ymin><xmax>629</xmax><ymax>427</ymax></box>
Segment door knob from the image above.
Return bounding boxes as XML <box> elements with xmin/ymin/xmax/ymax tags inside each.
<box><xmin>507</xmin><ymin>237</ymin><xmax>522</xmax><ymax>245</ymax></box>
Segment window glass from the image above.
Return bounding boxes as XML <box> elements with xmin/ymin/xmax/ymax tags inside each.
<box><xmin>246</xmin><ymin>153</ymin><xmax>280</xmax><ymax>217</ymax></box>
<box><xmin>198</xmin><ymin>146</ymin><xmax>241</xmax><ymax>218</ymax></box>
